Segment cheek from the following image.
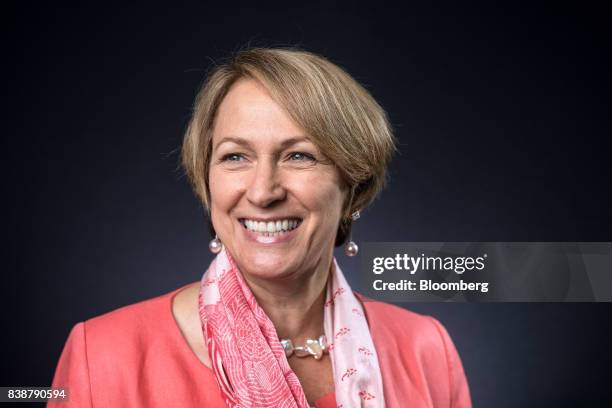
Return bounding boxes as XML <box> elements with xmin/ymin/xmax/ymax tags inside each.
<box><xmin>293</xmin><ymin>172</ymin><xmax>345</xmax><ymax>219</ymax></box>
<box><xmin>208</xmin><ymin>170</ymin><xmax>246</xmax><ymax>237</ymax></box>
<box><xmin>208</xmin><ymin>168</ymin><xmax>243</xmax><ymax>209</ymax></box>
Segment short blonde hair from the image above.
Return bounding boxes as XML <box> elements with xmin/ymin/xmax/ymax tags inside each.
<box><xmin>181</xmin><ymin>47</ymin><xmax>396</xmax><ymax>245</ymax></box>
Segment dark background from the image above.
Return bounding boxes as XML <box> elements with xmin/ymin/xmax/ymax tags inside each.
<box><xmin>4</xmin><ymin>2</ymin><xmax>611</xmax><ymax>407</ymax></box>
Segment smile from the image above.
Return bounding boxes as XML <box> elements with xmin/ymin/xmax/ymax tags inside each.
<box><xmin>239</xmin><ymin>218</ymin><xmax>302</xmax><ymax>236</ymax></box>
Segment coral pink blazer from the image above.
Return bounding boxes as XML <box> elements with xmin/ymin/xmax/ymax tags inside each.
<box><xmin>49</xmin><ymin>284</ymin><xmax>471</xmax><ymax>407</ymax></box>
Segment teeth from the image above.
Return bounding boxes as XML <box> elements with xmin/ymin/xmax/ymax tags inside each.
<box><xmin>241</xmin><ymin>218</ymin><xmax>301</xmax><ymax>234</ymax></box>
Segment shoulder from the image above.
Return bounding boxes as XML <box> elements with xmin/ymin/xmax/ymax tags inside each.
<box><xmin>355</xmin><ymin>292</ymin><xmax>459</xmax><ymax>379</ymax></box>
<box><xmin>356</xmin><ymin>293</ymin><xmax>472</xmax><ymax>407</ymax></box>
<box><xmin>84</xmin><ymin>284</ymin><xmax>189</xmax><ymax>336</ymax></box>
<box><xmin>50</xmin><ymin>284</ymin><xmax>197</xmax><ymax>406</ymax></box>
<box><xmin>51</xmin><ymin>283</ymin><xmax>229</xmax><ymax>406</ymax></box>
<box><xmin>78</xmin><ymin>283</ymin><xmax>195</xmax><ymax>370</ymax></box>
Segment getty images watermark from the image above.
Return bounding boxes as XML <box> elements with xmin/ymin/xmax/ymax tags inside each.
<box><xmin>360</xmin><ymin>242</ymin><xmax>612</xmax><ymax>302</ymax></box>
<box><xmin>371</xmin><ymin>252</ymin><xmax>489</xmax><ymax>293</ymax></box>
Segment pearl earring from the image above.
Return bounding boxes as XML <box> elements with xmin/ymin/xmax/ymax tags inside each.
<box><xmin>209</xmin><ymin>235</ymin><xmax>223</xmax><ymax>254</ymax></box>
<box><xmin>344</xmin><ymin>210</ymin><xmax>360</xmax><ymax>257</ymax></box>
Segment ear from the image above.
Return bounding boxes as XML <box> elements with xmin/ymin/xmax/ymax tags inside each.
<box><xmin>341</xmin><ymin>183</ymin><xmax>356</xmax><ymax>220</ymax></box>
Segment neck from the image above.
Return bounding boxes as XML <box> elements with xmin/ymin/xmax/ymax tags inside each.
<box><xmin>240</xmin><ymin>255</ymin><xmax>333</xmax><ymax>343</ymax></box>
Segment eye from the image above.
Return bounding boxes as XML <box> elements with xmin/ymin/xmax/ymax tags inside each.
<box><xmin>288</xmin><ymin>152</ymin><xmax>316</xmax><ymax>161</ymax></box>
<box><xmin>220</xmin><ymin>153</ymin><xmax>245</xmax><ymax>162</ymax></box>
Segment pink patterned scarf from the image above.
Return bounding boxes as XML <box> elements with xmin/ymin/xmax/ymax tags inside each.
<box><xmin>198</xmin><ymin>247</ymin><xmax>385</xmax><ymax>407</ymax></box>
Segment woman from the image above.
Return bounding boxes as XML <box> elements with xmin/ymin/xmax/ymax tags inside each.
<box><xmin>49</xmin><ymin>48</ymin><xmax>471</xmax><ymax>407</ymax></box>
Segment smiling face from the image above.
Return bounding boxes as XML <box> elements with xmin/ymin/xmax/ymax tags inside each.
<box><xmin>208</xmin><ymin>78</ymin><xmax>348</xmax><ymax>282</ymax></box>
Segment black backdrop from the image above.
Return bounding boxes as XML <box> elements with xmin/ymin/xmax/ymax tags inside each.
<box><xmin>4</xmin><ymin>3</ymin><xmax>612</xmax><ymax>407</ymax></box>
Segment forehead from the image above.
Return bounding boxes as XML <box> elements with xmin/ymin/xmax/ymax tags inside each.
<box><xmin>212</xmin><ymin>78</ymin><xmax>309</xmax><ymax>147</ymax></box>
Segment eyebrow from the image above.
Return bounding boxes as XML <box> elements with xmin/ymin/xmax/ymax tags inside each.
<box><xmin>213</xmin><ymin>136</ymin><xmax>312</xmax><ymax>151</ymax></box>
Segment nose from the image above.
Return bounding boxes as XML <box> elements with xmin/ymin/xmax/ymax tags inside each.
<box><xmin>246</xmin><ymin>158</ymin><xmax>286</xmax><ymax>208</ymax></box>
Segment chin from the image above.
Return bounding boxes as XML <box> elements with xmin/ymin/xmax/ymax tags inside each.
<box><xmin>236</xmin><ymin>250</ymin><xmax>301</xmax><ymax>281</ymax></box>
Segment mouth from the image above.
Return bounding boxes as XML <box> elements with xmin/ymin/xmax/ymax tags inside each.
<box><xmin>238</xmin><ymin>217</ymin><xmax>303</xmax><ymax>237</ymax></box>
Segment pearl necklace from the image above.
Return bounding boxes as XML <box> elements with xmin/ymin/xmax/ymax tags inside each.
<box><xmin>280</xmin><ymin>335</ymin><xmax>328</xmax><ymax>360</ymax></box>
